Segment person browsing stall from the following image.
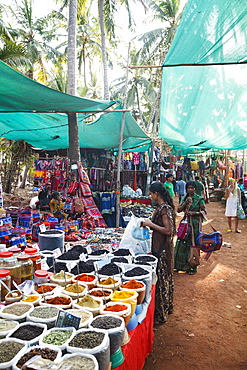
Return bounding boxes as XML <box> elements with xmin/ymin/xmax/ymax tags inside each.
<box><xmin>142</xmin><ymin>181</ymin><xmax>176</xmax><ymax>324</ymax></box>
<box><xmin>225</xmin><ymin>178</ymin><xmax>242</xmax><ymax>233</ymax></box>
<box><xmin>174</xmin><ymin>181</ymin><xmax>206</xmax><ymax>275</ymax></box>
<box><xmin>164</xmin><ymin>173</ymin><xmax>175</xmax><ymax>199</ymax></box>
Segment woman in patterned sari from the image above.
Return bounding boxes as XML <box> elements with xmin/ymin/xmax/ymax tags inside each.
<box><xmin>142</xmin><ymin>181</ymin><xmax>176</xmax><ymax>324</ymax></box>
<box><xmin>174</xmin><ymin>181</ymin><xmax>206</xmax><ymax>275</ymax></box>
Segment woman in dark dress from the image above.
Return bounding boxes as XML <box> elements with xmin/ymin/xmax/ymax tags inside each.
<box><xmin>142</xmin><ymin>182</ymin><xmax>176</xmax><ymax>324</ymax></box>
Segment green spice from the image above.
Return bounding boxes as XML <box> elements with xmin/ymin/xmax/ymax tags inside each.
<box><xmin>0</xmin><ymin>320</ymin><xmax>18</xmax><ymax>332</ymax></box>
<box><xmin>43</xmin><ymin>330</ymin><xmax>73</xmax><ymax>346</ymax></box>
<box><xmin>30</xmin><ymin>306</ymin><xmax>59</xmax><ymax>319</ymax></box>
<box><xmin>2</xmin><ymin>303</ymin><xmax>31</xmax><ymax>316</ymax></box>
<box><xmin>0</xmin><ymin>340</ymin><xmax>24</xmax><ymax>363</ymax></box>
<box><xmin>58</xmin><ymin>355</ymin><xmax>95</xmax><ymax>370</ymax></box>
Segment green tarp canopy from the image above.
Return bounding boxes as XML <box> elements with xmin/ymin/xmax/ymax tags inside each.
<box><xmin>160</xmin><ymin>0</ymin><xmax>247</xmax><ymax>152</ymax></box>
<box><xmin>0</xmin><ymin>61</ymin><xmax>151</xmax><ymax>151</ymax></box>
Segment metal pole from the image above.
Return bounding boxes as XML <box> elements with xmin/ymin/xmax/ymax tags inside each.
<box><xmin>116</xmin><ymin>42</ymin><xmax>131</xmax><ymax>227</ymax></box>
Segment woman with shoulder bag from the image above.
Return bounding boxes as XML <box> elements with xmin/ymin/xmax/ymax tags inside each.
<box><xmin>142</xmin><ymin>182</ymin><xmax>176</xmax><ymax>324</ymax></box>
<box><xmin>225</xmin><ymin>178</ymin><xmax>242</xmax><ymax>233</ymax></box>
<box><xmin>174</xmin><ymin>181</ymin><xmax>206</xmax><ymax>275</ymax></box>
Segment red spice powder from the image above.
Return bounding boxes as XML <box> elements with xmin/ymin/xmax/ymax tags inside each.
<box><xmin>46</xmin><ymin>296</ymin><xmax>70</xmax><ymax>305</ymax></box>
<box><xmin>75</xmin><ymin>274</ymin><xmax>95</xmax><ymax>282</ymax></box>
<box><xmin>104</xmin><ymin>304</ymin><xmax>128</xmax><ymax>312</ymax></box>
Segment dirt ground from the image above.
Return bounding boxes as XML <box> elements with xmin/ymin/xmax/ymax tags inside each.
<box><xmin>144</xmin><ymin>199</ymin><xmax>247</xmax><ymax>370</ymax></box>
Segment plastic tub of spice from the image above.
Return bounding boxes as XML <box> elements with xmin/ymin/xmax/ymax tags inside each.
<box><xmin>39</xmin><ymin>326</ymin><xmax>76</xmax><ymax>351</ymax></box>
<box><xmin>40</xmin><ymin>294</ymin><xmax>72</xmax><ymax>309</ymax></box>
<box><xmin>0</xmin><ymin>319</ymin><xmax>19</xmax><ymax>339</ymax></box>
<box><xmin>66</xmin><ymin>309</ymin><xmax>93</xmax><ymax>329</ymax></box>
<box><xmin>21</xmin><ymin>294</ymin><xmax>41</xmax><ymax>306</ymax></box>
<box><xmin>27</xmin><ymin>305</ymin><xmax>59</xmax><ymax>329</ymax></box>
<box><xmin>88</xmin><ymin>288</ymin><xmax>113</xmax><ymax>303</ymax></box>
<box><xmin>0</xmin><ymin>338</ymin><xmax>27</xmax><ymax>370</ymax></box>
<box><xmin>50</xmin><ymin>271</ymin><xmax>74</xmax><ymax>287</ymax></box>
<box><xmin>56</xmin><ymin>353</ymin><xmax>98</xmax><ymax>370</ymax></box>
<box><xmin>5</xmin><ymin>290</ymin><xmax>23</xmax><ymax>305</ymax></box>
<box><xmin>12</xmin><ymin>345</ymin><xmax>62</xmax><ymax>370</ymax></box>
<box><xmin>72</xmin><ymin>273</ymin><xmax>97</xmax><ymax>291</ymax></box>
<box><xmin>62</xmin><ymin>282</ymin><xmax>88</xmax><ymax>300</ymax></box>
<box><xmin>97</xmin><ymin>277</ymin><xmax>121</xmax><ymax>291</ymax></box>
<box><xmin>7</xmin><ymin>321</ymin><xmax>47</xmax><ymax>346</ymax></box>
<box><xmin>0</xmin><ymin>302</ymin><xmax>33</xmax><ymax>322</ymax></box>
<box><xmin>33</xmin><ymin>283</ymin><xmax>59</xmax><ymax>296</ymax></box>
<box><xmin>123</xmin><ymin>266</ymin><xmax>152</xmax><ymax>303</ymax></box>
<box><xmin>120</xmin><ymin>280</ymin><xmax>146</xmax><ymax>305</ymax></box>
<box><xmin>72</xmin><ymin>294</ymin><xmax>103</xmax><ymax>316</ymax></box>
<box><xmin>100</xmin><ymin>302</ymin><xmax>131</xmax><ymax>326</ymax></box>
<box><xmin>66</xmin><ymin>328</ymin><xmax>110</xmax><ymax>370</ymax></box>
<box><xmin>111</xmin><ymin>290</ymin><xmax>138</xmax><ymax>317</ymax></box>
<box><xmin>89</xmin><ymin>314</ymin><xmax>125</xmax><ymax>355</ymax></box>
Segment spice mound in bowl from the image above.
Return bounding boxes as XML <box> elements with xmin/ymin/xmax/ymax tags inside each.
<box><xmin>9</xmin><ymin>324</ymin><xmax>44</xmax><ymax>342</ymax></box>
<box><xmin>42</xmin><ymin>295</ymin><xmax>72</xmax><ymax>308</ymax></box>
<box><xmin>0</xmin><ymin>339</ymin><xmax>25</xmax><ymax>364</ymax></box>
<box><xmin>69</xmin><ymin>331</ymin><xmax>105</xmax><ymax>349</ymax></box>
<box><xmin>57</xmin><ymin>355</ymin><xmax>96</xmax><ymax>370</ymax></box>
<box><xmin>42</xmin><ymin>329</ymin><xmax>73</xmax><ymax>346</ymax></box>
<box><xmin>16</xmin><ymin>347</ymin><xmax>59</xmax><ymax>369</ymax></box>
<box><xmin>34</xmin><ymin>284</ymin><xmax>57</xmax><ymax>295</ymax></box>
<box><xmin>29</xmin><ymin>306</ymin><xmax>59</xmax><ymax>320</ymax></box>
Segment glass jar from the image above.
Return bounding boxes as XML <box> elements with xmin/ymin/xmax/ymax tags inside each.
<box><xmin>0</xmin><ymin>251</ymin><xmax>13</xmax><ymax>267</ymax></box>
<box><xmin>1</xmin><ymin>255</ymin><xmax>21</xmax><ymax>289</ymax></box>
<box><xmin>34</xmin><ymin>269</ymin><xmax>48</xmax><ymax>286</ymax></box>
<box><xmin>8</xmin><ymin>246</ymin><xmax>22</xmax><ymax>257</ymax></box>
<box><xmin>0</xmin><ymin>269</ymin><xmax>11</xmax><ymax>302</ymax></box>
<box><xmin>25</xmin><ymin>247</ymin><xmax>41</xmax><ymax>271</ymax></box>
<box><xmin>17</xmin><ymin>254</ymin><xmax>34</xmax><ymax>282</ymax></box>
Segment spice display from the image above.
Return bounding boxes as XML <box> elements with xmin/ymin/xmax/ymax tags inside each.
<box><xmin>48</xmin><ymin>262</ymin><xmax>68</xmax><ymax>273</ymax></box>
<box><xmin>30</xmin><ymin>306</ymin><xmax>59</xmax><ymax>319</ymax></box>
<box><xmin>89</xmin><ymin>289</ymin><xmax>111</xmax><ymax>298</ymax></box>
<box><xmin>22</xmin><ymin>295</ymin><xmax>40</xmax><ymax>303</ymax></box>
<box><xmin>69</xmin><ymin>331</ymin><xmax>104</xmax><ymax>349</ymax></box>
<box><xmin>91</xmin><ymin>316</ymin><xmax>122</xmax><ymax>330</ymax></box>
<box><xmin>112</xmin><ymin>290</ymin><xmax>135</xmax><ymax>299</ymax></box>
<box><xmin>45</xmin><ymin>296</ymin><xmax>71</xmax><ymax>305</ymax></box>
<box><xmin>35</xmin><ymin>285</ymin><xmax>56</xmax><ymax>294</ymax></box>
<box><xmin>43</xmin><ymin>330</ymin><xmax>73</xmax><ymax>345</ymax></box>
<box><xmin>98</xmin><ymin>262</ymin><xmax>122</xmax><ymax>276</ymax></box>
<box><xmin>0</xmin><ymin>340</ymin><xmax>24</xmax><ymax>363</ymax></box>
<box><xmin>111</xmin><ymin>257</ymin><xmax>128</xmax><ymax>263</ymax></box>
<box><xmin>2</xmin><ymin>303</ymin><xmax>31</xmax><ymax>316</ymax></box>
<box><xmin>52</xmin><ymin>270</ymin><xmax>73</xmax><ymax>280</ymax></box>
<box><xmin>74</xmin><ymin>274</ymin><xmax>95</xmax><ymax>282</ymax></box>
<box><xmin>77</xmin><ymin>295</ymin><xmax>100</xmax><ymax>308</ymax></box>
<box><xmin>124</xmin><ymin>267</ymin><xmax>149</xmax><ymax>277</ymax></box>
<box><xmin>16</xmin><ymin>347</ymin><xmax>58</xmax><ymax>368</ymax></box>
<box><xmin>113</xmin><ymin>249</ymin><xmax>131</xmax><ymax>256</ymax></box>
<box><xmin>99</xmin><ymin>277</ymin><xmax>118</xmax><ymax>285</ymax></box>
<box><xmin>57</xmin><ymin>245</ymin><xmax>86</xmax><ymax>261</ymax></box>
<box><xmin>104</xmin><ymin>304</ymin><xmax>128</xmax><ymax>312</ymax></box>
<box><xmin>67</xmin><ymin>309</ymin><xmax>91</xmax><ymax>324</ymax></box>
<box><xmin>89</xmin><ymin>249</ymin><xmax>107</xmax><ymax>255</ymax></box>
<box><xmin>5</xmin><ymin>290</ymin><xmax>22</xmax><ymax>299</ymax></box>
<box><xmin>0</xmin><ymin>319</ymin><xmax>18</xmax><ymax>332</ymax></box>
<box><xmin>135</xmin><ymin>255</ymin><xmax>156</xmax><ymax>263</ymax></box>
<box><xmin>58</xmin><ymin>355</ymin><xmax>95</xmax><ymax>370</ymax></box>
<box><xmin>71</xmin><ymin>260</ymin><xmax>94</xmax><ymax>275</ymax></box>
<box><xmin>122</xmin><ymin>280</ymin><xmax>144</xmax><ymax>289</ymax></box>
<box><xmin>64</xmin><ymin>283</ymin><xmax>85</xmax><ymax>293</ymax></box>
<box><xmin>9</xmin><ymin>324</ymin><xmax>44</xmax><ymax>341</ymax></box>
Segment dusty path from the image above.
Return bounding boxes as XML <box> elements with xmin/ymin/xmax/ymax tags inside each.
<box><xmin>144</xmin><ymin>199</ymin><xmax>247</xmax><ymax>370</ymax></box>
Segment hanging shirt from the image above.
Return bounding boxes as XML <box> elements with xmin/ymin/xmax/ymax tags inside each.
<box><xmin>176</xmin><ymin>180</ymin><xmax>186</xmax><ymax>196</ymax></box>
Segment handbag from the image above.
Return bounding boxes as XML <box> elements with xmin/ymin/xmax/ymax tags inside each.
<box><xmin>237</xmin><ymin>202</ymin><xmax>246</xmax><ymax>220</ymax></box>
<box><xmin>196</xmin><ymin>226</ymin><xmax>222</xmax><ymax>253</ymax></box>
<box><xmin>177</xmin><ymin>216</ymin><xmax>191</xmax><ymax>240</ymax></box>
<box><xmin>188</xmin><ymin>216</ymin><xmax>200</xmax><ymax>267</ymax></box>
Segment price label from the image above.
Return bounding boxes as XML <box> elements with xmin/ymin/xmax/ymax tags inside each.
<box><xmin>39</xmin><ymin>224</ymin><xmax>46</xmax><ymax>233</ymax></box>
<box><xmin>56</xmin><ymin>310</ymin><xmax>81</xmax><ymax>330</ymax></box>
<box><xmin>53</xmin><ymin>248</ymin><xmax>62</xmax><ymax>258</ymax></box>
<box><xmin>79</xmin><ymin>253</ymin><xmax>87</xmax><ymax>262</ymax></box>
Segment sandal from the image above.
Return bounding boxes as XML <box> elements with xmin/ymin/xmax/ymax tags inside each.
<box><xmin>227</xmin><ymin>229</ymin><xmax>232</xmax><ymax>233</ymax></box>
<box><xmin>178</xmin><ymin>270</ymin><xmax>187</xmax><ymax>274</ymax></box>
<box><xmin>235</xmin><ymin>230</ymin><xmax>242</xmax><ymax>233</ymax></box>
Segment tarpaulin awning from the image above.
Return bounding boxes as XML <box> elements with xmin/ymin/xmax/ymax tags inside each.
<box><xmin>0</xmin><ymin>61</ymin><xmax>151</xmax><ymax>151</ymax></box>
<box><xmin>159</xmin><ymin>0</ymin><xmax>247</xmax><ymax>152</ymax></box>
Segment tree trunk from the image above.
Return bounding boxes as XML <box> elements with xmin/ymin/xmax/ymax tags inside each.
<box><xmin>19</xmin><ymin>165</ymin><xmax>29</xmax><ymax>189</ymax></box>
<box><xmin>98</xmin><ymin>0</ymin><xmax>109</xmax><ymax>100</ymax></box>
<box><xmin>68</xmin><ymin>0</ymin><xmax>80</xmax><ymax>165</ymax></box>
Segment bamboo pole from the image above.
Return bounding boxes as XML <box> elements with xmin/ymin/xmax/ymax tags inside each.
<box><xmin>115</xmin><ymin>42</ymin><xmax>131</xmax><ymax>228</ymax></box>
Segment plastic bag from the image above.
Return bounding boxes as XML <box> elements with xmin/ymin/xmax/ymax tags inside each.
<box><xmin>120</xmin><ymin>215</ymin><xmax>151</xmax><ymax>255</ymax></box>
